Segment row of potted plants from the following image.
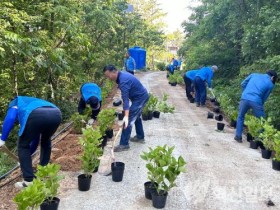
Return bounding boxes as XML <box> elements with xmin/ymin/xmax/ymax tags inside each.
<box><xmin>245</xmin><ymin>116</ymin><xmax>280</xmax><ymax>171</ymax></box>
<box><xmin>142</xmin><ymin>93</ymin><xmax>175</xmax><ymax>121</ymax></box>
<box><xmin>167</xmin><ymin>72</ymin><xmax>184</xmax><ymax>86</ymax></box>
<box><xmin>14</xmin><ymin>163</ymin><xmax>64</xmax><ymax>210</ymax></box>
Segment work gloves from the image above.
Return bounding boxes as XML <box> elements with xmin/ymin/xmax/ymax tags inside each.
<box><xmin>0</xmin><ymin>139</ymin><xmax>5</xmax><ymax>147</ymax></box>
<box><xmin>87</xmin><ymin>119</ymin><xmax>94</xmax><ymax>125</ymax></box>
<box><xmin>122</xmin><ymin>116</ymin><xmax>129</xmax><ymax>129</ymax></box>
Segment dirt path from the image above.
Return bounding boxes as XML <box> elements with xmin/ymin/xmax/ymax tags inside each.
<box><xmin>59</xmin><ymin>71</ymin><xmax>280</xmax><ymax>210</ymax></box>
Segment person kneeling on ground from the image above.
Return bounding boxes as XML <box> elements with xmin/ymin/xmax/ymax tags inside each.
<box><xmin>78</xmin><ymin>82</ymin><xmax>102</xmax><ymax>124</ymax></box>
<box><xmin>194</xmin><ymin>65</ymin><xmax>218</xmax><ymax>107</ymax></box>
<box><xmin>0</xmin><ymin>96</ymin><xmax>62</xmax><ymax>189</ymax></box>
<box><xmin>103</xmin><ymin>65</ymin><xmax>149</xmax><ymax>152</ymax></box>
<box><xmin>234</xmin><ymin>70</ymin><xmax>278</xmax><ymax>143</ymax></box>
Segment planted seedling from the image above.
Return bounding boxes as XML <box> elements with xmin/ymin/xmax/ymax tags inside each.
<box><xmin>158</xmin><ymin>94</ymin><xmax>175</xmax><ymax>113</ymax></box>
<box><xmin>35</xmin><ymin>163</ymin><xmax>64</xmax><ymax>204</ymax></box>
<box><xmin>14</xmin><ymin>179</ymin><xmax>45</xmax><ymax>210</ymax></box>
<box><xmin>245</xmin><ymin>116</ymin><xmax>263</xmax><ymax>139</ymax></box>
<box><xmin>79</xmin><ymin>126</ymin><xmax>103</xmax><ymax>176</ymax></box>
<box><xmin>97</xmin><ymin>108</ymin><xmax>116</xmax><ymax>136</ymax></box>
<box><xmin>259</xmin><ymin>118</ymin><xmax>276</xmax><ymax>151</ymax></box>
<box><xmin>71</xmin><ymin>112</ymin><xmax>88</xmax><ymax>134</ymax></box>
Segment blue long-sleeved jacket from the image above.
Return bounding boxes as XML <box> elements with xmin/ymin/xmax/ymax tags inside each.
<box><xmin>1</xmin><ymin>96</ymin><xmax>57</xmax><ymax>140</ymax></box>
<box><xmin>195</xmin><ymin>67</ymin><xmax>214</xmax><ymax>88</ymax></box>
<box><xmin>185</xmin><ymin>70</ymin><xmax>199</xmax><ymax>81</ymax></box>
<box><xmin>173</xmin><ymin>59</ymin><xmax>178</xmax><ymax>66</ymax></box>
<box><xmin>241</xmin><ymin>73</ymin><xmax>274</xmax><ymax>105</ymax></box>
<box><xmin>117</xmin><ymin>71</ymin><xmax>148</xmax><ymax>110</ymax></box>
<box><xmin>125</xmin><ymin>56</ymin><xmax>136</xmax><ymax>71</ymax></box>
<box><xmin>80</xmin><ymin>83</ymin><xmax>102</xmax><ymax>102</ymax></box>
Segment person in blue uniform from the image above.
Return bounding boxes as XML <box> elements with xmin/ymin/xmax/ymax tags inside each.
<box><xmin>234</xmin><ymin>70</ymin><xmax>278</xmax><ymax>142</ymax></box>
<box><xmin>125</xmin><ymin>52</ymin><xmax>136</xmax><ymax>75</ymax></box>
<box><xmin>172</xmin><ymin>58</ymin><xmax>178</xmax><ymax>70</ymax></box>
<box><xmin>78</xmin><ymin>82</ymin><xmax>102</xmax><ymax>121</ymax></box>
<box><xmin>0</xmin><ymin>96</ymin><xmax>61</xmax><ymax>188</ymax></box>
<box><xmin>103</xmin><ymin>65</ymin><xmax>149</xmax><ymax>152</ymax></box>
<box><xmin>194</xmin><ymin>65</ymin><xmax>218</xmax><ymax>107</ymax></box>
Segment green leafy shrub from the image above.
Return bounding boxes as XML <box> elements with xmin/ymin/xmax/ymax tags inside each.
<box><xmin>97</xmin><ymin>108</ymin><xmax>116</xmax><ymax>136</ymax></box>
<box><xmin>156</xmin><ymin>62</ymin><xmax>166</xmax><ymax>71</ymax></box>
<box><xmin>143</xmin><ymin>93</ymin><xmax>159</xmax><ymax>115</ymax></box>
<box><xmin>168</xmin><ymin>74</ymin><xmax>177</xmax><ymax>83</ymax></box>
<box><xmin>35</xmin><ymin>163</ymin><xmax>64</xmax><ymax>202</ymax></box>
<box><xmin>79</xmin><ymin>126</ymin><xmax>103</xmax><ymax>176</ymax></box>
<box><xmin>158</xmin><ymin>94</ymin><xmax>175</xmax><ymax>113</ymax></box>
<box><xmin>141</xmin><ymin>145</ymin><xmax>186</xmax><ymax>195</ymax></box>
<box><xmin>245</xmin><ymin>116</ymin><xmax>263</xmax><ymax>139</ymax></box>
<box><xmin>71</xmin><ymin>113</ymin><xmax>88</xmax><ymax>134</ymax></box>
<box><xmin>273</xmin><ymin>131</ymin><xmax>280</xmax><ymax>161</ymax></box>
<box><xmin>14</xmin><ymin>179</ymin><xmax>45</xmax><ymax>210</ymax></box>
<box><xmin>259</xmin><ymin>118</ymin><xmax>276</xmax><ymax>151</ymax></box>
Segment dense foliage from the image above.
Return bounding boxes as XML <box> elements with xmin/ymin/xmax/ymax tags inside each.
<box><xmin>179</xmin><ymin>0</ymin><xmax>280</xmax><ymax>128</ymax></box>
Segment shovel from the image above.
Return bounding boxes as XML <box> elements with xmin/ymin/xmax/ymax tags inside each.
<box><xmin>111</xmin><ymin>124</ymin><xmax>123</xmax><ymax>166</ymax></box>
<box><xmin>0</xmin><ymin>145</ymin><xmax>19</xmax><ymax>162</ymax></box>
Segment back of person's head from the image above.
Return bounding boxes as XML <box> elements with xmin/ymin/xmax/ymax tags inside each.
<box><xmin>266</xmin><ymin>70</ymin><xmax>278</xmax><ymax>84</ymax></box>
<box><xmin>103</xmin><ymin>64</ymin><xmax>117</xmax><ymax>73</ymax></box>
<box><xmin>87</xmin><ymin>96</ymin><xmax>100</xmax><ymax>110</ymax></box>
<box><xmin>212</xmin><ymin>65</ymin><xmax>218</xmax><ymax>71</ymax></box>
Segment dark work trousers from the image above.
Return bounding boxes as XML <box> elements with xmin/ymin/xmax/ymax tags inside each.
<box><xmin>18</xmin><ymin>107</ymin><xmax>62</xmax><ymax>182</ymax></box>
<box><xmin>183</xmin><ymin>75</ymin><xmax>194</xmax><ymax>100</ymax></box>
<box><xmin>194</xmin><ymin>76</ymin><xmax>207</xmax><ymax>105</ymax></box>
<box><xmin>78</xmin><ymin>98</ymin><xmax>102</xmax><ymax>120</ymax></box>
<box><xmin>91</xmin><ymin>102</ymin><xmax>102</xmax><ymax>120</ymax></box>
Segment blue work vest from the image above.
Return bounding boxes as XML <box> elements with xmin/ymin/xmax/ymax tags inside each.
<box><xmin>8</xmin><ymin>96</ymin><xmax>57</xmax><ymax>136</ymax></box>
<box><xmin>80</xmin><ymin>83</ymin><xmax>102</xmax><ymax>102</ymax></box>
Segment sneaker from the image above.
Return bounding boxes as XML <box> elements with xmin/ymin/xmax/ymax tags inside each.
<box><xmin>130</xmin><ymin>136</ymin><xmax>145</xmax><ymax>143</ymax></box>
<box><xmin>15</xmin><ymin>180</ymin><xmax>33</xmax><ymax>189</ymax></box>
<box><xmin>234</xmin><ymin>136</ymin><xmax>242</xmax><ymax>143</ymax></box>
<box><xmin>114</xmin><ymin>145</ymin><xmax>130</xmax><ymax>152</ymax></box>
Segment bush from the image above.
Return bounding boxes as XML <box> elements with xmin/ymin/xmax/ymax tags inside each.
<box><xmin>156</xmin><ymin>62</ymin><xmax>166</xmax><ymax>71</ymax></box>
<box><xmin>97</xmin><ymin>108</ymin><xmax>116</xmax><ymax>136</ymax></box>
<box><xmin>79</xmin><ymin>126</ymin><xmax>103</xmax><ymax>176</ymax></box>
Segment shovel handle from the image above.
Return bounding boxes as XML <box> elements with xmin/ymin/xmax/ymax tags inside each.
<box><xmin>111</xmin><ymin>125</ymin><xmax>123</xmax><ymax>162</ymax></box>
<box><xmin>1</xmin><ymin>145</ymin><xmax>19</xmax><ymax>162</ymax></box>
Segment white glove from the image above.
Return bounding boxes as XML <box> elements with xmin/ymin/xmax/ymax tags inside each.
<box><xmin>0</xmin><ymin>139</ymin><xmax>5</xmax><ymax>147</ymax></box>
<box><xmin>122</xmin><ymin>116</ymin><xmax>129</xmax><ymax>128</ymax></box>
<box><xmin>87</xmin><ymin>119</ymin><xmax>94</xmax><ymax>125</ymax></box>
<box><xmin>208</xmin><ymin>88</ymin><xmax>213</xmax><ymax>91</ymax></box>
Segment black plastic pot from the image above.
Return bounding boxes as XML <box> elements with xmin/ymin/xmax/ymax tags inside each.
<box><xmin>261</xmin><ymin>149</ymin><xmax>272</xmax><ymax>159</ymax></box>
<box><xmin>153</xmin><ymin>111</ymin><xmax>160</xmax><ymax>118</ymax></box>
<box><xmin>148</xmin><ymin>111</ymin><xmax>153</xmax><ymax>120</ymax></box>
<box><xmin>217</xmin><ymin>122</ymin><xmax>225</xmax><ymax>131</ymax></box>
<box><xmin>144</xmin><ymin>181</ymin><xmax>157</xmax><ymax>200</ymax></box>
<box><xmin>40</xmin><ymin>197</ymin><xmax>60</xmax><ymax>210</ymax></box>
<box><xmin>113</xmin><ymin>99</ymin><xmax>122</xmax><ymax>106</ymax></box>
<box><xmin>93</xmin><ymin>166</ymin><xmax>99</xmax><ymax>173</ymax></box>
<box><xmin>258</xmin><ymin>141</ymin><xmax>265</xmax><ymax>149</ymax></box>
<box><xmin>272</xmin><ymin>159</ymin><xmax>280</xmax><ymax>171</ymax></box>
<box><xmin>250</xmin><ymin>141</ymin><xmax>259</xmax><ymax>149</ymax></box>
<box><xmin>170</xmin><ymin>82</ymin><xmax>177</xmax><ymax>86</ymax></box>
<box><xmin>213</xmin><ymin>107</ymin><xmax>220</xmax><ymax>113</ymax></box>
<box><xmin>118</xmin><ymin>112</ymin><xmax>124</xmax><ymax>121</ymax></box>
<box><xmin>215</xmin><ymin>114</ymin><xmax>223</xmax><ymax>121</ymax></box>
<box><xmin>230</xmin><ymin>120</ymin><xmax>237</xmax><ymax>128</ymax></box>
<box><xmin>142</xmin><ymin>113</ymin><xmax>149</xmax><ymax>121</ymax></box>
<box><xmin>247</xmin><ymin>133</ymin><xmax>253</xmax><ymax>142</ymax></box>
<box><xmin>105</xmin><ymin>129</ymin><xmax>114</xmax><ymax>138</ymax></box>
<box><xmin>152</xmin><ymin>190</ymin><xmax>168</xmax><ymax>209</ymax></box>
<box><xmin>214</xmin><ymin>101</ymin><xmax>220</xmax><ymax>106</ymax></box>
<box><xmin>207</xmin><ymin>112</ymin><xmax>214</xmax><ymax>119</ymax></box>
<box><xmin>100</xmin><ymin>136</ymin><xmax>107</xmax><ymax>149</ymax></box>
<box><xmin>111</xmin><ymin>162</ymin><xmax>125</xmax><ymax>182</ymax></box>
<box><xmin>78</xmin><ymin>174</ymin><xmax>92</xmax><ymax>191</ymax></box>
<box><xmin>210</xmin><ymin>98</ymin><xmax>216</xmax><ymax>102</ymax></box>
